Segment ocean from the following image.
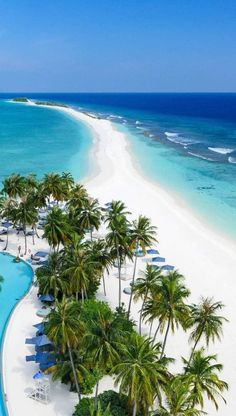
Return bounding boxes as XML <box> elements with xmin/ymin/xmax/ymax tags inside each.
<box><xmin>0</xmin><ymin>93</ymin><xmax>236</xmax><ymax>241</ymax></box>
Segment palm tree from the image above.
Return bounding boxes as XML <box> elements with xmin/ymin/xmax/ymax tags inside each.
<box><xmin>36</xmin><ymin>252</ymin><xmax>69</xmax><ymax>298</ymax></box>
<box><xmin>0</xmin><ymin>196</ymin><xmax>16</xmax><ymax>250</ymax></box>
<box><xmin>104</xmin><ymin>200</ymin><xmax>130</xmax><ymax>224</ymax></box>
<box><xmin>157</xmin><ymin>377</ymin><xmax>203</xmax><ymax>416</ymax></box>
<box><xmin>127</xmin><ymin>216</ymin><xmax>157</xmax><ymax>317</ymax></box>
<box><xmin>84</xmin><ymin>308</ymin><xmax>124</xmax><ymax>407</ymax></box>
<box><xmin>67</xmin><ymin>183</ymin><xmax>89</xmax><ymax>211</ymax></box>
<box><xmin>75</xmin><ymin>198</ymin><xmax>101</xmax><ymax>240</ymax></box>
<box><xmin>43</xmin><ymin>207</ymin><xmax>71</xmax><ymax>252</ymax></box>
<box><xmin>86</xmin><ymin>239</ymin><xmax>113</xmax><ymax>296</ymax></box>
<box><xmin>106</xmin><ymin>216</ymin><xmax>131</xmax><ymax>308</ymax></box>
<box><xmin>14</xmin><ymin>196</ymin><xmax>38</xmax><ymax>254</ymax></box>
<box><xmin>112</xmin><ymin>333</ymin><xmax>167</xmax><ymax>416</ymax></box>
<box><xmin>182</xmin><ymin>349</ymin><xmax>228</xmax><ymax>411</ymax></box>
<box><xmin>63</xmin><ymin>234</ymin><xmax>97</xmax><ymax>301</ymax></box>
<box><xmin>2</xmin><ymin>173</ymin><xmax>25</xmax><ymax>199</ymax></box>
<box><xmin>61</xmin><ymin>172</ymin><xmax>75</xmax><ymax>196</ymax></box>
<box><xmin>24</xmin><ymin>173</ymin><xmax>38</xmax><ymax>192</ymax></box>
<box><xmin>45</xmin><ymin>298</ymin><xmax>83</xmax><ymax>400</ymax></box>
<box><xmin>144</xmin><ymin>271</ymin><xmax>190</xmax><ymax>357</ymax></box>
<box><xmin>105</xmin><ymin>202</ymin><xmax>131</xmax><ymax>308</ymax></box>
<box><xmin>51</xmin><ymin>349</ymin><xmax>89</xmax><ymax>393</ymax></box>
<box><xmin>186</xmin><ymin>297</ymin><xmax>227</xmax><ymax>367</ymax></box>
<box><xmin>42</xmin><ymin>172</ymin><xmax>68</xmax><ymax>203</ymax></box>
<box><xmin>132</xmin><ymin>264</ymin><xmax>162</xmax><ymax>335</ymax></box>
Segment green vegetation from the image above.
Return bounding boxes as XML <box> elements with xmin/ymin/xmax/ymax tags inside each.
<box><xmin>12</xmin><ymin>97</ymin><xmax>29</xmax><ymax>102</ymax></box>
<box><xmin>34</xmin><ymin>100</ymin><xmax>68</xmax><ymax>108</ymax></box>
<box><xmin>0</xmin><ymin>172</ymin><xmax>228</xmax><ymax>415</ymax></box>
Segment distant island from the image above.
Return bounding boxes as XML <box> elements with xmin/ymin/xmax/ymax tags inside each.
<box><xmin>12</xmin><ymin>97</ymin><xmax>68</xmax><ymax>108</ymax></box>
<box><xmin>34</xmin><ymin>100</ymin><xmax>68</xmax><ymax>108</ymax></box>
<box><xmin>12</xmin><ymin>97</ymin><xmax>29</xmax><ymax>102</ymax></box>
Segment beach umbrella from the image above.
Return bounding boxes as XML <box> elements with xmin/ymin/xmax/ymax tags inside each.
<box><xmin>36</xmin><ymin>308</ymin><xmax>51</xmax><ymax>318</ymax></box>
<box><xmin>25</xmin><ymin>335</ymin><xmax>52</xmax><ymax>347</ymax></box>
<box><xmin>152</xmin><ymin>256</ymin><xmax>165</xmax><ymax>262</ymax></box>
<box><xmin>39</xmin><ymin>362</ymin><xmax>56</xmax><ymax>371</ymax></box>
<box><xmin>35</xmin><ymin>335</ymin><xmax>52</xmax><ymax>347</ymax></box>
<box><xmin>33</xmin><ymin>371</ymin><xmax>43</xmax><ymax>380</ymax></box>
<box><xmin>39</xmin><ymin>260</ymin><xmax>49</xmax><ymax>267</ymax></box>
<box><xmin>161</xmin><ymin>265</ymin><xmax>175</xmax><ymax>271</ymax></box>
<box><xmin>35</xmin><ymin>251</ymin><xmax>48</xmax><ymax>258</ymax></box>
<box><xmin>35</xmin><ymin>352</ymin><xmax>56</xmax><ymax>364</ymax></box>
<box><xmin>33</xmin><ymin>322</ymin><xmax>45</xmax><ymax>331</ymax></box>
<box><xmin>123</xmin><ymin>287</ymin><xmax>132</xmax><ymax>295</ymax></box>
<box><xmin>1</xmin><ymin>221</ymin><xmax>12</xmax><ymax>228</ymax></box>
<box><xmin>147</xmin><ymin>249</ymin><xmax>159</xmax><ymax>255</ymax></box>
<box><xmin>39</xmin><ymin>294</ymin><xmax>54</xmax><ymax>302</ymax></box>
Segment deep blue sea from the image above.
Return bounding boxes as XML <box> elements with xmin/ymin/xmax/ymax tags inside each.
<box><xmin>0</xmin><ymin>93</ymin><xmax>236</xmax><ymax>240</ymax></box>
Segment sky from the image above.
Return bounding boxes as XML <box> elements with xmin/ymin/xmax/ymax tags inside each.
<box><xmin>0</xmin><ymin>0</ymin><xmax>235</xmax><ymax>92</ymax></box>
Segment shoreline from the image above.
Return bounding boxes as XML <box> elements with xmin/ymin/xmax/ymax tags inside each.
<box><xmin>3</xmin><ymin>100</ymin><xmax>236</xmax><ymax>415</ymax></box>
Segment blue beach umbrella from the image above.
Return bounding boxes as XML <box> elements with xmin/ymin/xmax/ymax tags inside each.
<box><xmin>35</xmin><ymin>352</ymin><xmax>56</xmax><ymax>364</ymax></box>
<box><xmin>152</xmin><ymin>256</ymin><xmax>165</xmax><ymax>263</ymax></box>
<box><xmin>33</xmin><ymin>322</ymin><xmax>44</xmax><ymax>331</ymax></box>
<box><xmin>26</xmin><ymin>335</ymin><xmax>52</xmax><ymax>347</ymax></box>
<box><xmin>39</xmin><ymin>362</ymin><xmax>56</xmax><ymax>371</ymax></box>
<box><xmin>33</xmin><ymin>322</ymin><xmax>45</xmax><ymax>332</ymax></box>
<box><xmin>39</xmin><ymin>294</ymin><xmax>55</xmax><ymax>302</ymax></box>
<box><xmin>1</xmin><ymin>221</ymin><xmax>12</xmax><ymax>228</ymax></box>
<box><xmin>35</xmin><ymin>251</ymin><xmax>48</xmax><ymax>258</ymax></box>
<box><xmin>147</xmin><ymin>249</ymin><xmax>159</xmax><ymax>255</ymax></box>
<box><xmin>161</xmin><ymin>265</ymin><xmax>175</xmax><ymax>271</ymax></box>
<box><xmin>35</xmin><ymin>335</ymin><xmax>52</xmax><ymax>347</ymax></box>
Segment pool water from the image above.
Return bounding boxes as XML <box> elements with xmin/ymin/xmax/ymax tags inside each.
<box><xmin>0</xmin><ymin>253</ymin><xmax>33</xmax><ymax>415</ymax></box>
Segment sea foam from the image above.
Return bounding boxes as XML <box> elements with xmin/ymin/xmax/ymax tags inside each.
<box><xmin>208</xmin><ymin>147</ymin><xmax>234</xmax><ymax>155</ymax></box>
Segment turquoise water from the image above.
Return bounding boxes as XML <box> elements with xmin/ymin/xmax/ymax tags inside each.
<box><xmin>0</xmin><ymin>100</ymin><xmax>93</xmax><ymax>181</ymax></box>
<box><xmin>119</xmin><ymin>122</ymin><xmax>236</xmax><ymax>241</ymax></box>
<box><xmin>0</xmin><ymin>253</ymin><xmax>33</xmax><ymax>415</ymax></box>
<box><xmin>0</xmin><ymin>94</ymin><xmax>235</xmax><ymax>243</ymax></box>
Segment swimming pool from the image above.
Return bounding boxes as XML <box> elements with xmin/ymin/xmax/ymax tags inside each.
<box><xmin>0</xmin><ymin>253</ymin><xmax>33</xmax><ymax>415</ymax></box>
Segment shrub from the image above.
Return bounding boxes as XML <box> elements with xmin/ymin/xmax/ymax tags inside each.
<box><xmin>80</xmin><ymin>368</ymin><xmax>101</xmax><ymax>395</ymax></box>
<box><xmin>73</xmin><ymin>390</ymin><xmax>129</xmax><ymax>416</ymax></box>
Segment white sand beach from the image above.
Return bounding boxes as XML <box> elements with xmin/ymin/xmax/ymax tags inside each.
<box><xmin>3</xmin><ymin>104</ymin><xmax>236</xmax><ymax>415</ymax></box>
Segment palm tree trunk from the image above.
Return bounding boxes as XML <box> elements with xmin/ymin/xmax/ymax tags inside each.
<box><xmin>132</xmin><ymin>395</ymin><xmax>137</xmax><ymax>416</ymax></box>
<box><xmin>152</xmin><ymin>321</ymin><xmax>161</xmax><ymax>344</ymax></box>
<box><xmin>67</xmin><ymin>342</ymin><xmax>81</xmax><ymax>401</ymax></box>
<box><xmin>24</xmin><ymin>228</ymin><xmax>27</xmax><ymax>255</ymax></box>
<box><xmin>94</xmin><ymin>377</ymin><xmax>99</xmax><ymax>409</ymax></box>
<box><xmin>149</xmin><ymin>319</ymin><xmax>153</xmax><ymax>337</ymax></box>
<box><xmin>81</xmin><ymin>289</ymin><xmax>84</xmax><ymax>303</ymax></box>
<box><xmin>116</xmin><ymin>245</ymin><xmax>121</xmax><ymax>308</ymax></box>
<box><xmin>127</xmin><ymin>241</ymin><xmax>139</xmax><ymax>318</ymax></box>
<box><xmin>90</xmin><ymin>228</ymin><xmax>93</xmax><ymax>241</ymax></box>
<box><xmin>160</xmin><ymin>317</ymin><xmax>171</xmax><ymax>358</ymax></box>
<box><xmin>186</xmin><ymin>329</ymin><xmax>203</xmax><ymax>370</ymax></box>
<box><xmin>102</xmin><ymin>274</ymin><xmax>106</xmax><ymax>296</ymax></box>
<box><xmin>139</xmin><ymin>291</ymin><xmax>148</xmax><ymax>335</ymax></box>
